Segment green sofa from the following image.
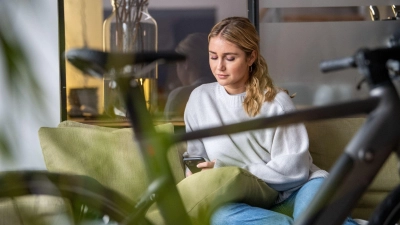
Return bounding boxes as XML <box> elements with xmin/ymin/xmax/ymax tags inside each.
<box><xmin>305</xmin><ymin>118</ymin><xmax>400</xmax><ymax>219</ymax></box>
<box><xmin>3</xmin><ymin>117</ymin><xmax>398</xmax><ymax>224</ymax></box>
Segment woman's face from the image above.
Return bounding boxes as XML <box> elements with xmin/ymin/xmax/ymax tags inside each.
<box><xmin>209</xmin><ymin>36</ymin><xmax>255</xmax><ymax>94</ymax></box>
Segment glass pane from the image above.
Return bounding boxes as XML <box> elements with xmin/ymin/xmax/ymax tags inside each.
<box><xmin>62</xmin><ymin>0</ymin><xmax>246</xmax><ymax>127</ymax></box>
<box><xmin>258</xmin><ymin>5</ymin><xmax>400</xmax><ymax>108</ymax></box>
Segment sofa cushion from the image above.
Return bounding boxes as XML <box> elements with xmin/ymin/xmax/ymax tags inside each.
<box><xmin>146</xmin><ymin>167</ymin><xmax>278</xmax><ymax>225</ymax></box>
<box><xmin>305</xmin><ymin>118</ymin><xmax>365</xmax><ymax>171</ymax></box>
<box><xmin>39</xmin><ymin>121</ymin><xmax>184</xmax><ymax>202</ymax></box>
<box><xmin>305</xmin><ymin>117</ymin><xmax>400</xmax><ymax>219</ymax></box>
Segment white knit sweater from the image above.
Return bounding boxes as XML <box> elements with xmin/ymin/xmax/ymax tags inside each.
<box><xmin>184</xmin><ymin>82</ymin><xmax>328</xmax><ymax>202</ymax></box>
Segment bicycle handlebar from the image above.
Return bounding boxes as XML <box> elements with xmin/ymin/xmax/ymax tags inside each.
<box><xmin>65</xmin><ymin>48</ymin><xmax>186</xmax><ymax>79</ymax></box>
<box><xmin>319</xmin><ymin>46</ymin><xmax>400</xmax><ymax>88</ymax></box>
<box><xmin>319</xmin><ymin>56</ymin><xmax>356</xmax><ymax>73</ymax></box>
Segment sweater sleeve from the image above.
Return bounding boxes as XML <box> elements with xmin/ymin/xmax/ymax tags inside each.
<box><xmin>242</xmin><ymin>123</ymin><xmax>311</xmax><ymax>192</ymax></box>
<box><xmin>183</xmin><ymin>90</ymin><xmax>210</xmax><ymax>161</ymax></box>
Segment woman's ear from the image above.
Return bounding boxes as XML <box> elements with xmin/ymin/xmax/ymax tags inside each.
<box><xmin>247</xmin><ymin>50</ymin><xmax>257</xmax><ymax>66</ymax></box>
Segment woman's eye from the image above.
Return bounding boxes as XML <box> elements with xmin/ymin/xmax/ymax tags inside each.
<box><xmin>210</xmin><ymin>56</ymin><xmax>217</xmax><ymax>60</ymax></box>
<box><xmin>226</xmin><ymin>57</ymin><xmax>235</xmax><ymax>61</ymax></box>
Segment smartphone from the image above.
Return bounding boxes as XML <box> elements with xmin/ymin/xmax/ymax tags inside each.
<box><xmin>183</xmin><ymin>157</ymin><xmax>206</xmax><ymax>174</ymax></box>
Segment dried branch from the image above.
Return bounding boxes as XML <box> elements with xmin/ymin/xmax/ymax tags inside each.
<box><xmin>113</xmin><ymin>0</ymin><xmax>149</xmax><ymax>52</ymax></box>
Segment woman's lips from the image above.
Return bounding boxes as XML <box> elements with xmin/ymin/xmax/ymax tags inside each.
<box><xmin>217</xmin><ymin>74</ymin><xmax>228</xmax><ymax>79</ymax></box>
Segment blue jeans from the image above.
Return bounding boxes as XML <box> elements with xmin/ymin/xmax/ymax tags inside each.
<box><xmin>211</xmin><ymin>178</ymin><xmax>358</xmax><ymax>225</ymax></box>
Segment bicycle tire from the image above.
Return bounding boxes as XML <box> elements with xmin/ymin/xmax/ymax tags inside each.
<box><xmin>368</xmin><ymin>183</ymin><xmax>400</xmax><ymax>225</ymax></box>
<box><xmin>0</xmin><ymin>170</ymin><xmax>150</xmax><ymax>225</ymax></box>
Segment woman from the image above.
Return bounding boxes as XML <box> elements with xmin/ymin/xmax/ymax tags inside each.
<box><xmin>184</xmin><ymin>17</ymin><xmax>358</xmax><ymax>225</ymax></box>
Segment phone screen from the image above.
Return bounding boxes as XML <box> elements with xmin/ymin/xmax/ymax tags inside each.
<box><xmin>183</xmin><ymin>157</ymin><xmax>206</xmax><ymax>173</ymax></box>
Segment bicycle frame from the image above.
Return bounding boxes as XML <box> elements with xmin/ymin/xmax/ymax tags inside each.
<box><xmin>67</xmin><ymin>46</ymin><xmax>400</xmax><ymax>225</ymax></box>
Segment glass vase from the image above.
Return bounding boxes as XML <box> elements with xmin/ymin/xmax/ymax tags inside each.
<box><xmin>103</xmin><ymin>0</ymin><xmax>158</xmax><ymax>117</ymax></box>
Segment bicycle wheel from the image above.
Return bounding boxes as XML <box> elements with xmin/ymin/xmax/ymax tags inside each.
<box><xmin>0</xmin><ymin>170</ymin><xmax>151</xmax><ymax>225</ymax></box>
<box><xmin>368</xmin><ymin>184</ymin><xmax>400</xmax><ymax>225</ymax></box>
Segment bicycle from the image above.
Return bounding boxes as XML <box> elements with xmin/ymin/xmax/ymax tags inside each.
<box><xmin>0</xmin><ymin>50</ymin><xmax>188</xmax><ymax>225</ymax></box>
<box><xmin>0</xmin><ymin>44</ymin><xmax>399</xmax><ymax>225</ymax></box>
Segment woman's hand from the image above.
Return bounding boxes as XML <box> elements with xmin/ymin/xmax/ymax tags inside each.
<box><xmin>185</xmin><ymin>160</ymin><xmax>216</xmax><ymax>177</ymax></box>
<box><xmin>197</xmin><ymin>159</ymin><xmax>216</xmax><ymax>171</ymax></box>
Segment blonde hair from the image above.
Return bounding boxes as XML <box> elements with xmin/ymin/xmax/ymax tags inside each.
<box><xmin>208</xmin><ymin>17</ymin><xmax>286</xmax><ymax>117</ymax></box>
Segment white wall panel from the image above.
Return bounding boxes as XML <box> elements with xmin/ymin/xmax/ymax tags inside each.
<box><xmin>260</xmin><ymin>20</ymin><xmax>400</xmax><ymax>106</ymax></box>
<box><xmin>0</xmin><ymin>0</ymin><xmax>59</xmax><ymax>170</ymax></box>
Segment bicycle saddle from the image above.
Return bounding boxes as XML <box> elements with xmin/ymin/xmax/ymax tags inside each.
<box><xmin>65</xmin><ymin>48</ymin><xmax>186</xmax><ymax>79</ymax></box>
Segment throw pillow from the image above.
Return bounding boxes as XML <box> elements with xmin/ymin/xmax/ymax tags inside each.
<box><xmin>146</xmin><ymin>166</ymin><xmax>278</xmax><ymax>225</ymax></box>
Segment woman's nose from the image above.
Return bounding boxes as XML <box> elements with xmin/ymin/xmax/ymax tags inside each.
<box><xmin>217</xmin><ymin>60</ymin><xmax>225</xmax><ymax>71</ymax></box>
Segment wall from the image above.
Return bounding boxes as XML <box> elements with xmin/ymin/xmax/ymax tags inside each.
<box><xmin>64</xmin><ymin>0</ymin><xmax>104</xmax><ymax>114</ymax></box>
<box><xmin>261</xmin><ymin>20</ymin><xmax>400</xmax><ymax>106</ymax></box>
<box><xmin>0</xmin><ymin>1</ymin><xmax>59</xmax><ymax>170</ymax></box>
<box><xmin>257</xmin><ymin>2</ymin><xmax>400</xmax><ymax>106</ymax></box>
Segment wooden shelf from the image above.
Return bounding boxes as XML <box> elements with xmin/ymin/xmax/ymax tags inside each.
<box><xmin>69</xmin><ymin>118</ymin><xmax>185</xmax><ymax>128</ymax></box>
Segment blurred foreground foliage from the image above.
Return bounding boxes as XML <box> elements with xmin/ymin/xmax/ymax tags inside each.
<box><xmin>0</xmin><ymin>1</ymin><xmax>44</xmax><ymax>159</ymax></box>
